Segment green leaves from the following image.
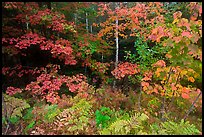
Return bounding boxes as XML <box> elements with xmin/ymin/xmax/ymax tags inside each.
<box><xmin>95</xmin><ymin>107</ymin><xmax>113</xmax><ymax>129</ymax></box>
<box><xmin>9</xmin><ymin>116</ymin><xmax>20</xmax><ymax>124</ymax></box>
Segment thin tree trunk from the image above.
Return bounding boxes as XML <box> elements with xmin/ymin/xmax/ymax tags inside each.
<box><xmin>138</xmin><ymin>86</ymin><xmax>142</xmax><ymax>111</ymax></box>
<box><xmin>102</xmin><ymin>53</ymin><xmax>104</xmax><ymax>63</ymax></box>
<box><xmin>113</xmin><ymin>2</ymin><xmax>119</xmax><ymax>89</ymax></box>
<box><xmin>86</xmin><ymin>12</ymin><xmax>89</xmax><ymax>33</ymax></box>
<box><xmin>90</xmin><ymin>25</ymin><xmax>93</xmax><ymax>33</ymax></box>
<box><xmin>183</xmin><ymin>91</ymin><xmax>202</xmax><ymax>120</ymax></box>
<box><xmin>26</xmin><ymin>15</ymin><xmax>29</xmax><ymax>30</ymax></box>
<box><xmin>161</xmin><ymin>67</ymin><xmax>172</xmax><ymax>121</ymax></box>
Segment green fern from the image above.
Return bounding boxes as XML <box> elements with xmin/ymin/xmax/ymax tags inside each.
<box><xmin>54</xmin><ymin>98</ymin><xmax>95</xmax><ymax>135</ymax></box>
<box><xmin>150</xmin><ymin>119</ymin><xmax>201</xmax><ymax>135</ymax></box>
<box><xmin>23</xmin><ymin>107</ymin><xmax>34</xmax><ymax>120</ymax></box>
<box><xmin>100</xmin><ymin>112</ymin><xmax>149</xmax><ymax>135</ymax></box>
<box><xmin>43</xmin><ymin>104</ymin><xmax>61</xmax><ymax>123</ymax></box>
<box><xmin>2</xmin><ymin>94</ymin><xmax>30</xmax><ymax>118</ymax></box>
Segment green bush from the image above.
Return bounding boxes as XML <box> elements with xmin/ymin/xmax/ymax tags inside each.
<box><xmin>150</xmin><ymin>119</ymin><xmax>201</xmax><ymax>135</ymax></box>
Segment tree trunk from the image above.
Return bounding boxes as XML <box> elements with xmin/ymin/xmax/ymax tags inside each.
<box><xmin>90</xmin><ymin>25</ymin><xmax>93</xmax><ymax>33</ymax></box>
<box><xmin>113</xmin><ymin>2</ymin><xmax>119</xmax><ymax>89</ymax></box>
<box><xmin>183</xmin><ymin>91</ymin><xmax>202</xmax><ymax>120</ymax></box>
<box><xmin>74</xmin><ymin>13</ymin><xmax>77</xmax><ymax>30</ymax></box>
<box><xmin>86</xmin><ymin>12</ymin><xmax>89</xmax><ymax>33</ymax></box>
<box><xmin>26</xmin><ymin>15</ymin><xmax>29</xmax><ymax>30</ymax></box>
<box><xmin>102</xmin><ymin>53</ymin><xmax>104</xmax><ymax>63</ymax></box>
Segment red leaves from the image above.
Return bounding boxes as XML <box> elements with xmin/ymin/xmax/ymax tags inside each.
<box><xmin>2</xmin><ymin>67</ymin><xmax>10</xmax><ymax>75</ymax></box>
<box><xmin>25</xmin><ymin>69</ymin><xmax>89</xmax><ymax>104</ymax></box>
<box><xmin>181</xmin><ymin>31</ymin><xmax>192</xmax><ymax>38</ymax></box>
<box><xmin>3</xmin><ymin>2</ymin><xmax>23</xmax><ymax>9</ymax></box>
<box><xmin>6</xmin><ymin>87</ymin><xmax>22</xmax><ymax>95</ymax></box>
<box><xmin>65</xmin><ymin>74</ymin><xmax>89</xmax><ymax>93</ymax></box>
<box><xmin>15</xmin><ymin>33</ymin><xmax>45</xmax><ymax>49</ymax></box>
<box><xmin>142</xmin><ymin>71</ymin><xmax>153</xmax><ymax>81</ymax></box>
<box><xmin>91</xmin><ymin>62</ymin><xmax>110</xmax><ymax>74</ymax></box>
<box><xmin>111</xmin><ymin>62</ymin><xmax>140</xmax><ymax>80</ymax></box>
<box><xmin>50</xmin><ymin>39</ymin><xmax>77</xmax><ymax>65</ymax></box>
<box><xmin>181</xmin><ymin>93</ymin><xmax>190</xmax><ymax>99</ymax></box>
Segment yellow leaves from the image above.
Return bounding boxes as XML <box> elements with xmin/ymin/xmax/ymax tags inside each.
<box><xmin>193</xmin><ymin>73</ymin><xmax>199</xmax><ymax>78</ymax></box>
<box><xmin>119</xmin><ymin>33</ymin><xmax>127</xmax><ymax>38</ymax></box>
<box><xmin>187</xmin><ymin>68</ymin><xmax>195</xmax><ymax>73</ymax></box>
<box><xmin>172</xmin><ymin>18</ymin><xmax>179</xmax><ymax>24</ymax></box>
<box><xmin>180</xmin><ymin>70</ymin><xmax>187</xmax><ymax>77</ymax></box>
<box><xmin>155</xmin><ymin>68</ymin><xmax>162</xmax><ymax>77</ymax></box>
<box><xmin>188</xmin><ymin>77</ymin><xmax>195</xmax><ymax>83</ymax></box>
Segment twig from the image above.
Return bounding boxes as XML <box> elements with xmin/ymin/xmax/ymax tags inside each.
<box><xmin>183</xmin><ymin>90</ymin><xmax>202</xmax><ymax>120</ymax></box>
<box><xmin>161</xmin><ymin>66</ymin><xmax>172</xmax><ymax>122</ymax></box>
<box><xmin>166</xmin><ymin>71</ymin><xmax>180</xmax><ymax>108</ymax></box>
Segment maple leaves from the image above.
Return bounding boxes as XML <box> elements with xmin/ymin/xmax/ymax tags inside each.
<box><xmin>25</xmin><ymin>70</ymin><xmax>89</xmax><ymax>104</ymax></box>
<box><xmin>136</xmin><ymin>54</ymin><xmax>201</xmax><ymax>100</ymax></box>
<box><xmin>152</xmin><ymin>60</ymin><xmax>166</xmax><ymax>68</ymax></box>
<box><xmin>3</xmin><ymin>2</ymin><xmax>23</xmax><ymax>9</ymax></box>
<box><xmin>2</xmin><ymin>64</ymin><xmax>43</xmax><ymax>78</ymax></box>
<box><xmin>15</xmin><ymin>33</ymin><xmax>46</xmax><ymax>49</ymax></box>
<box><xmin>111</xmin><ymin>62</ymin><xmax>140</xmax><ymax>80</ymax></box>
<box><xmin>6</xmin><ymin>87</ymin><xmax>22</xmax><ymax>95</ymax></box>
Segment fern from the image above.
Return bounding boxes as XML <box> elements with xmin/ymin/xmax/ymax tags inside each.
<box><xmin>2</xmin><ymin>94</ymin><xmax>30</xmax><ymax>118</ymax></box>
<box><xmin>54</xmin><ymin>98</ymin><xmax>95</xmax><ymax>135</ymax></box>
<box><xmin>150</xmin><ymin>119</ymin><xmax>201</xmax><ymax>135</ymax></box>
<box><xmin>23</xmin><ymin>107</ymin><xmax>34</xmax><ymax>120</ymax></box>
<box><xmin>100</xmin><ymin>112</ymin><xmax>149</xmax><ymax>135</ymax></box>
<box><xmin>43</xmin><ymin>104</ymin><xmax>61</xmax><ymax>123</ymax></box>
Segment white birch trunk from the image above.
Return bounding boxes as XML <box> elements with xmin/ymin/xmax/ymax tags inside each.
<box><xmin>102</xmin><ymin>53</ymin><xmax>104</xmax><ymax>63</ymax></box>
<box><xmin>86</xmin><ymin>12</ymin><xmax>89</xmax><ymax>33</ymax></box>
<box><xmin>26</xmin><ymin>15</ymin><xmax>29</xmax><ymax>30</ymax></box>
<box><xmin>74</xmin><ymin>13</ymin><xmax>77</xmax><ymax>26</ymax></box>
<box><xmin>90</xmin><ymin>25</ymin><xmax>93</xmax><ymax>33</ymax></box>
<box><xmin>115</xmin><ymin>19</ymin><xmax>119</xmax><ymax>68</ymax></box>
<box><xmin>113</xmin><ymin>2</ymin><xmax>119</xmax><ymax>88</ymax></box>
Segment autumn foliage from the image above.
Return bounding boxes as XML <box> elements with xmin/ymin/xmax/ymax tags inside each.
<box><xmin>2</xmin><ymin>2</ymin><xmax>202</xmax><ymax>135</ymax></box>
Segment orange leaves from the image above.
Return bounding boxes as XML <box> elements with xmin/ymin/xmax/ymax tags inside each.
<box><xmin>149</xmin><ymin>26</ymin><xmax>167</xmax><ymax>42</ymax></box>
<box><xmin>172</xmin><ymin>36</ymin><xmax>182</xmax><ymax>43</ymax></box>
<box><xmin>173</xmin><ymin>11</ymin><xmax>182</xmax><ymax>19</ymax></box>
<box><xmin>152</xmin><ymin>60</ymin><xmax>166</xmax><ymax>67</ymax></box>
<box><xmin>142</xmin><ymin>71</ymin><xmax>153</xmax><ymax>81</ymax></box>
<box><xmin>165</xmin><ymin>53</ymin><xmax>172</xmax><ymax>59</ymax></box>
<box><xmin>141</xmin><ymin>81</ymin><xmax>149</xmax><ymax>87</ymax></box>
<box><xmin>141</xmin><ymin>81</ymin><xmax>150</xmax><ymax>93</ymax></box>
<box><xmin>181</xmin><ymin>93</ymin><xmax>190</xmax><ymax>99</ymax></box>
<box><xmin>182</xmin><ymin>87</ymin><xmax>190</xmax><ymax>93</ymax></box>
<box><xmin>188</xmin><ymin>77</ymin><xmax>195</xmax><ymax>83</ymax></box>
<box><xmin>171</xmin><ymin>84</ymin><xmax>177</xmax><ymax>91</ymax></box>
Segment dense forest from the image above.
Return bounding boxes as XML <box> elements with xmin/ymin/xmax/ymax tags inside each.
<box><xmin>2</xmin><ymin>2</ymin><xmax>202</xmax><ymax>135</ymax></box>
